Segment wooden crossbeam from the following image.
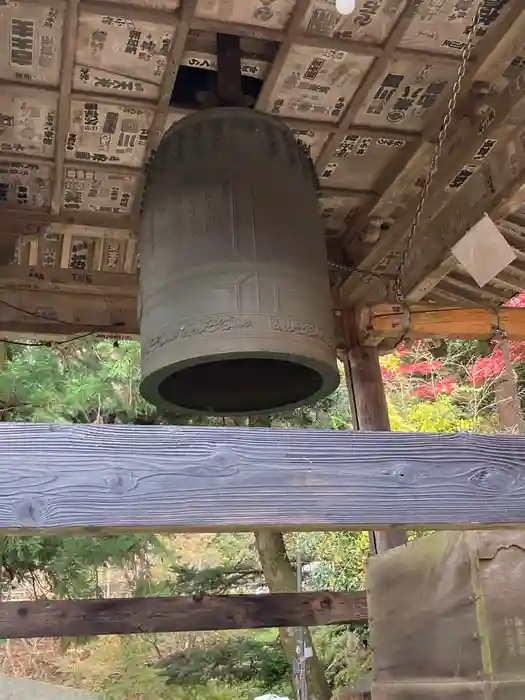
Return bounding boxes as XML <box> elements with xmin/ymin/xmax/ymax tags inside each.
<box><xmin>0</xmin><ymin>591</ymin><xmax>368</xmax><ymax>639</ymax></box>
<box><xmin>0</xmin><ymin>207</ymin><xmax>132</xmax><ymax>231</ymax></box>
<box><xmin>2</xmin><ymin>424</ymin><xmax>525</xmax><ymax>533</ymax></box>
<box><xmin>0</xmin><ymin>289</ymin><xmax>138</xmax><ymax>338</ymax></box>
<box><xmin>0</xmin><ymin>266</ymin><xmax>137</xmax><ymax>297</ymax></box>
<box><xmin>356</xmin><ymin>304</ymin><xmax>525</xmax><ymax>346</ymax></box>
<box><xmin>0</xmin><ymin>265</ymin><xmax>138</xmax><ymax>301</ymax></box>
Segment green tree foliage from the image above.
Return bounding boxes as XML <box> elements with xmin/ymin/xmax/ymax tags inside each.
<box><xmin>1</xmin><ymin>534</ymin><xmax>159</xmax><ymax>600</ymax></box>
<box><xmin>159</xmin><ymin>636</ymin><xmax>289</xmax><ymax>689</ymax></box>
<box><xmin>2</xmin><ymin>334</ymin><xmax>513</xmax><ymax>700</ymax></box>
<box><xmin>0</xmin><ymin>340</ymin><xmax>162</xmax><ymax>601</ymax></box>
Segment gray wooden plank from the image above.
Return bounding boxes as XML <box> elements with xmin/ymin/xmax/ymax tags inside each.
<box><xmin>0</xmin><ymin>591</ymin><xmax>368</xmax><ymax>638</ymax></box>
<box><xmin>1</xmin><ymin>424</ymin><xmax>525</xmax><ymax>533</ymax></box>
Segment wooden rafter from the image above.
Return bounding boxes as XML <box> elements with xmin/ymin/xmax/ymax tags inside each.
<box><xmin>401</xmin><ymin>141</ymin><xmax>525</xmax><ymax>306</ymax></box>
<box><xmin>0</xmin><ymin>265</ymin><xmax>137</xmax><ymax>296</ymax></box>
<box><xmin>409</xmin><ymin>226</ymin><xmax>525</xmax><ymax>305</ymax></box>
<box><xmin>50</xmin><ymin>0</ymin><xmax>80</xmax><ymax>217</ymax></box>
<box><xmin>338</xmin><ymin>0</ymin><xmax>525</xmax><ymax>275</ymax></box>
<box><xmin>0</xmin><ymin>0</ymin><xmax>524</xmax><ymax>335</ymax></box>
<box><xmin>315</xmin><ymin>2</ymin><xmax>420</xmax><ymax>175</ymax></box>
<box><xmin>0</xmin><ymin>208</ymin><xmax>132</xmax><ymax>231</ymax></box>
<box><xmin>341</xmin><ymin>53</ymin><xmax>525</xmax><ymax>303</ymax></box>
<box><xmin>255</xmin><ymin>0</ymin><xmax>310</xmax><ymax>111</ymax></box>
<box><xmin>145</xmin><ymin>0</ymin><xmax>195</xmax><ymax>141</ymax></box>
<box><xmin>0</xmin><ymin>591</ymin><xmax>368</xmax><ymax>638</ymax></box>
<box><xmin>2</xmin><ymin>423</ymin><xmax>525</xmax><ymax>533</ymax></box>
<box><xmin>338</xmin><ymin>119</ymin><xmax>525</xmax><ymax>314</ymax></box>
<box><xmin>136</xmin><ymin>0</ymin><xmax>197</xmax><ymax>180</ymax></box>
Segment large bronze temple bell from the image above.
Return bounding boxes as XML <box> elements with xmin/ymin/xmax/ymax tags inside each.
<box><xmin>139</xmin><ymin>108</ymin><xmax>339</xmax><ymax>415</ymax></box>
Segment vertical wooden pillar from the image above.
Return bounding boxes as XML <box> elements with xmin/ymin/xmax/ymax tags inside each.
<box><xmin>495</xmin><ymin>339</ymin><xmax>523</xmax><ymax>432</ymax></box>
<box><xmin>342</xmin><ymin>313</ymin><xmax>407</xmax><ymax>553</ymax></box>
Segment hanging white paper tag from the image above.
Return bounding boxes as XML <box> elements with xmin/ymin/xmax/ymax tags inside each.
<box><xmin>451</xmin><ymin>214</ymin><xmax>516</xmax><ymax>287</ymax></box>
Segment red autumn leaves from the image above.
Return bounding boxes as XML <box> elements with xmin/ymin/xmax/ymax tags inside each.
<box><xmin>382</xmin><ymin>292</ymin><xmax>525</xmax><ymax>400</ymax></box>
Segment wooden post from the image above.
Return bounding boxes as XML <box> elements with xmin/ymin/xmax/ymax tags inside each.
<box><xmin>495</xmin><ymin>338</ymin><xmax>523</xmax><ymax>433</ymax></box>
<box><xmin>216</xmin><ymin>33</ymin><xmax>243</xmax><ymax>106</ymax></box>
<box><xmin>343</xmin><ymin>312</ymin><xmax>407</xmax><ymax>553</ymax></box>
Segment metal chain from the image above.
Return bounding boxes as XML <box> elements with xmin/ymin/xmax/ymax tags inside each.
<box><xmin>328</xmin><ymin>259</ymin><xmax>396</xmax><ymax>279</ymax></box>
<box><xmin>393</xmin><ymin>0</ymin><xmax>484</xmax><ymax>302</ymax></box>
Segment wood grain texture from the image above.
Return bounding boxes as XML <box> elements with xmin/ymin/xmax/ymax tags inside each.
<box><xmin>357</xmin><ymin>305</ymin><xmax>525</xmax><ymax>345</ymax></box>
<box><xmin>3</xmin><ymin>424</ymin><xmax>525</xmax><ymax>532</ymax></box>
<box><xmin>339</xmin><ymin>4</ymin><xmax>525</xmax><ymax>306</ymax></box>
<box><xmin>0</xmin><ymin>591</ymin><xmax>368</xmax><ymax>638</ymax></box>
<box><xmin>0</xmin><ymin>290</ymin><xmax>138</xmax><ymax>338</ymax></box>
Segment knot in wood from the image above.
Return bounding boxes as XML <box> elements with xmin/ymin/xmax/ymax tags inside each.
<box><xmin>384</xmin><ymin>462</ymin><xmax>422</xmax><ymax>485</ymax></box>
<box><xmin>468</xmin><ymin>464</ymin><xmax>518</xmax><ymax>495</ymax></box>
<box><xmin>15</xmin><ymin>496</ymin><xmax>44</xmax><ymax>526</ymax></box>
<box><xmin>208</xmin><ymin>447</ymin><xmax>239</xmax><ymax>470</ymax></box>
<box><xmin>105</xmin><ymin>471</ymin><xmax>136</xmax><ymax>494</ymax></box>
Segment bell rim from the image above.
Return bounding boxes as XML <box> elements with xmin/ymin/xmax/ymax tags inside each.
<box><xmin>140</xmin><ymin>350</ymin><xmax>340</xmax><ymax>417</ymax></box>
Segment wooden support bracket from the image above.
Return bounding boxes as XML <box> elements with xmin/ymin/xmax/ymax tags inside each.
<box><xmin>355</xmin><ymin>304</ymin><xmax>525</xmax><ymax>347</ymax></box>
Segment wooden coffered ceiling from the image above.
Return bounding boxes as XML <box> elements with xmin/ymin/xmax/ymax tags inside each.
<box><xmin>2</xmin><ymin>0</ymin><xmax>525</xmax><ymax>339</ymax></box>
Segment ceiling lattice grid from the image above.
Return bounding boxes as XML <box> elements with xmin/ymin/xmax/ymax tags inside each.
<box><xmin>1</xmin><ymin>0</ymin><xmax>525</xmax><ymax>337</ymax></box>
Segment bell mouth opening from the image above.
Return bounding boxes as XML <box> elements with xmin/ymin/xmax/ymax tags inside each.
<box><xmin>151</xmin><ymin>356</ymin><xmax>327</xmax><ymax>415</ymax></box>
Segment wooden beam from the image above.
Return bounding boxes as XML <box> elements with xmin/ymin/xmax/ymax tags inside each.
<box><xmin>409</xmin><ymin>241</ymin><xmax>525</xmax><ymax>306</ymax></box>
<box><xmin>142</xmin><ymin>0</ymin><xmax>196</xmax><ymax>152</ymax></box>
<box><xmin>320</xmin><ymin>186</ymin><xmax>377</xmax><ymax>200</ymax></box>
<box><xmin>81</xmin><ymin>1</ymin><xmax>178</xmax><ymax>25</ymax></box>
<box><xmin>356</xmin><ymin>304</ymin><xmax>525</xmax><ymax>345</ymax></box>
<box><xmin>0</xmin><ymin>265</ymin><xmax>137</xmax><ymax>297</ymax></box>
<box><xmin>0</xmin><ymin>82</ymin><xmax>156</xmax><ymax>112</ymax></box>
<box><xmin>2</xmin><ymin>424</ymin><xmax>525</xmax><ymax>533</ymax></box>
<box><xmin>191</xmin><ymin>13</ymin><xmax>461</xmax><ymax>65</ymax></box>
<box><xmin>0</xmin><ymin>207</ymin><xmax>132</xmax><ymax>231</ymax></box>
<box><xmin>0</xmin><ymin>591</ymin><xmax>368</xmax><ymax>639</ymax></box>
<box><xmin>216</xmin><ymin>33</ymin><xmax>243</xmax><ymax>106</ymax></box>
<box><xmin>50</xmin><ymin>0</ymin><xmax>79</xmax><ymax>217</ymax></box>
<box><xmin>190</xmin><ymin>16</ymin><xmax>283</xmax><ymax>43</ymax></box>
<box><xmin>165</xmin><ymin>107</ymin><xmax>420</xmax><ymax>143</ymax></box>
<box><xmin>427</xmin><ymin>288</ymin><xmax>478</xmax><ymax>308</ymax></box>
<box><xmin>0</xmin><ymin>289</ymin><xmax>138</xmax><ymax>338</ymax></box>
